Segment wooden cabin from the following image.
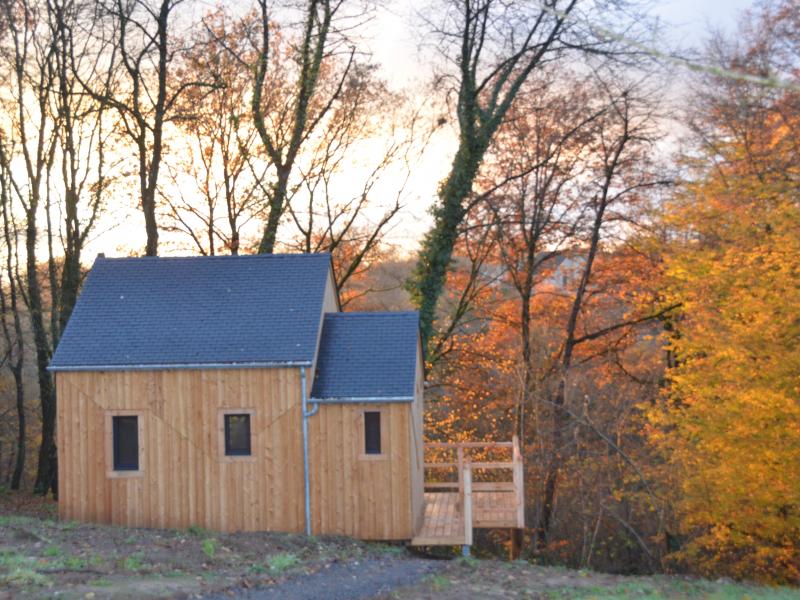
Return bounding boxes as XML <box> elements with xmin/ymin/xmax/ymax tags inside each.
<box><xmin>49</xmin><ymin>253</ymin><xmax>523</xmax><ymax>550</ymax></box>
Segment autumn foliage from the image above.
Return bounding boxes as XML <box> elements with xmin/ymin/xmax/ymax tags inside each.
<box><xmin>648</xmin><ymin>11</ymin><xmax>800</xmax><ymax>580</ymax></box>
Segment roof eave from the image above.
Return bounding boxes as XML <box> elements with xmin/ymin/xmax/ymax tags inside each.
<box><xmin>48</xmin><ymin>360</ymin><xmax>313</xmax><ymax>373</ymax></box>
<box><xmin>309</xmin><ymin>395</ymin><xmax>414</xmax><ymax>404</ymax></box>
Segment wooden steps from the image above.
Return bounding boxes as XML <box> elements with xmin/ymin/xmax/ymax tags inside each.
<box><xmin>410</xmin><ymin>437</ymin><xmax>524</xmax><ymax>548</ymax></box>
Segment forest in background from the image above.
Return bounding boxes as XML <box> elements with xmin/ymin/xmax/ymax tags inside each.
<box><xmin>0</xmin><ymin>0</ymin><xmax>798</xmax><ymax>586</ymax></box>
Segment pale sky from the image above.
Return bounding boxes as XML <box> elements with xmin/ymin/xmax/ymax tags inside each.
<box><xmin>86</xmin><ymin>0</ymin><xmax>758</xmax><ymax>259</ymax></box>
<box><xmin>355</xmin><ymin>0</ymin><xmax>758</xmax><ymax>251</ymax></box>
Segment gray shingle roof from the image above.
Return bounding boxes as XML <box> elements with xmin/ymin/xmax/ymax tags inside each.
<box><xmin>49</xmin><ymin>254</ymin><xmax>332</xmax><ymax>371</ymax></box>
<box><xmin>311</xmin><ymin>312</ymin><xmax>420</xmax><ymax>401</ymax></box>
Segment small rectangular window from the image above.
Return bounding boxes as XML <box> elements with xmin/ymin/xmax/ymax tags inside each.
<box><xmin>112</xmin><ymin>416</ymin><xmax>139</xmax><ymax>471</ymax></box>
<box><xmin>224</xmin><ymin>414</ymin><xmax>251</xmax><ymax>456</ymax></box>
<box><xmin>364</xmin><ymin>411</ymin><xmax>381</xmax><ymax>455</ymax></box>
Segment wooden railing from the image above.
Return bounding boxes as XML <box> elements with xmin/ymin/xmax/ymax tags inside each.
<box><xmin>423</xmin><ymin>436</ymin><xmax>524</xmax><ymax>531</ymax></box>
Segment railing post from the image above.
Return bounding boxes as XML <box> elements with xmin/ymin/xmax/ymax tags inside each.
<box><xmin>462</xmin><ymin>462</ymin><xmax>473</xmax><ymax>548</ymax></box>
<box><xmin>457</xmin><ymin>444</ymin><xmax>464</xmax><ymax>496</ymax></box>
<box><xmin>512</xmin><ymin>435</ymin><xmax>525</xmax><ymax>528</ymax></box>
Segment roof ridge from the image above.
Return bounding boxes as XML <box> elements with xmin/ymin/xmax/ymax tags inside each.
<box><xmin>326</xmin><ymin>311</ymin><xmax>418</xmax><ymax>318</ymax></box>
<box><xmin>96</xmin><ymin>252</ymin><xmax>331</xmax><ymax>261</ymax></box>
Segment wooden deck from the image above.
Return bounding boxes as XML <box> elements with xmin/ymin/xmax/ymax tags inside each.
<box><xmin>410</xmin><ymin>437</ymin><xmax>524</xmax><ymax>548</ymax></box>
<box><xmin>411</xmin><ymin>492</ymin><xmax>468</xmax><ymax>545</ymax></box>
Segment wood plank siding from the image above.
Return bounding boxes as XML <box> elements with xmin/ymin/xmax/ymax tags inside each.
<box><xmin>57</xmin><ymin>368</ymin><xmax>306</xmax><ymax>533</ymax></box>
<box><xmin>308</xmin><ymin>402</ymin><xmax>414</xmax><ymax>539</ymax></box>
<box><xmin>57</xmin><ymin>359</ymin><xmax>424</xmax><ymax>540</ymax></box>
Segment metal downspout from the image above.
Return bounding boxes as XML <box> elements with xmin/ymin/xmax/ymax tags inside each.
<box><xmin>301</xmin><ymin>367</ymin><xmax>319</xmax><ymax>536</ymax></box>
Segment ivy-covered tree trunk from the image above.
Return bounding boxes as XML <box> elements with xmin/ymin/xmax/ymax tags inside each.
<box><xmin>27</xmin><ymin>214</ymin><xmax>58</xmax><ymax>496</ymax></box>
<box><xmin>406</xmin><ymin>0</ymin><xmax>578</xmax><ymax>353</ymax></box>
<box><xmin>409</xmin><ymin>143</ymin><xmax>484</xmax><ymax>347</ymax></box>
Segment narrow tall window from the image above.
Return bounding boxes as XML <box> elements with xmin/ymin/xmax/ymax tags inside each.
<box><xmin>364</xmin><ymin>411</ymin><xmax>381</xmax><ymax>455</ymax></box>
<box><xmin>112</xmin><ymin>416</ymin><xmax>139</xmax><ymax>471</ymax></box>
<box><xmin>224</xmin><ymin>414</ymin><xmax>251</xmax><ymax>456</ymax></box>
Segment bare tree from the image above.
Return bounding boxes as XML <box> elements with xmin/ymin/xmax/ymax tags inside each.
<box><xmin>536</xmin><ymin>79</ymin><xmax>672</xmax><ymax>546</ymax></box>
<box><xmin>0</xmin><ymin>135</ymin><xmax>26</xmax><ymax>490</ymax></box>
<box><xmin>0</xmin><ymin>0</ymin><xmax>111</xmax><ymax>495</ymax></box>
<box><xmin>407</xmin><ymin>0</ymin><xmax>645</xmax><ymax>351</ymax></box>
<box><xmin>162</xmin><ymin>8</ymin><xmax>268</xmax><ymax>255</ymax></box>
<box><xmin>247</xmin><ymin>0</ymin><xmax>371</xmax><ymax>254</ymax></box>
<box><xmin>48</xmin><ymin>0</ymin><xmax>107</xmax><ymax>341</ymax></box>
<box><xmin>284</xmin><ymin>76</ymin><xmax>425</xmax><ymax>301</ymax></box>
<box><xmin>0</xmin><ymin>0</ymin><xmax>61</xmax><ymax>495</ymax></box>
<box><xmin>85</xmin><ymin>0</ymin><xmax>210</xmax><ymax>256</ymax></box>
<box><xmin>478</xmin><ymin>71</ymin><xmax>604</xmax><ymax>447</ymax></box>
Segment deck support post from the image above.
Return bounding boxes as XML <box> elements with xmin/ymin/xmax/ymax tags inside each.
<box><xmin>510</xmin><ymin>528</ymin><xmax>522</xmax><ymax>560</ymax></box>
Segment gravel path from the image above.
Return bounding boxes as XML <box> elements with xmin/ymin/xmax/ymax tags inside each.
<box><xmin>202</xmin><ymin>558</ymin><xmax>444</xmax><ymax>600</ymax></box>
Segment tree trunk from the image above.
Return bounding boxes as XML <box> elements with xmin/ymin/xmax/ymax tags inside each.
<box><xmin>410</xmin><ymin>143</ymin><xmax>484</xmax><ymax>349</ymax></box>
<box><xmin>258</xmin><ymin>167</ymin><xmax>290</xmax><ymax>254</ymax></box>
<box><xmin>27</xmin><ymin>216</ymin><xmax>58</xmax><ymax>496</ymax></box>
<box><xmin>11</xmin><ymin>363</ymin><xmax>25</xmax><ymax>490</ymax></box>
<box><xmin>142</xmin><ymin>187</ymin><xmax>159</xmax><ymax>256</ymax></box>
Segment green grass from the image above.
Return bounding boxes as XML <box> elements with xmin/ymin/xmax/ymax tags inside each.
<box><xmin>548</xmin><ymin>579</ymin><xmax>800</xmax><ymax>600</ymax></box>
<box><xmin>268</xmin><ymin>552</ymin><xmax>300</xmax><ymax>574</ymax></box>
<box><xmin>88</xmin><ymin>578</ymin><xmax>114</xmax><ymax>587</ymax></box>
<box><xmin>1</xmin><ymin>567</ymin><xmax>51</xmax><ymax>587</ymax></box>
<box><xmin>122</xmin><ymin>551</ymin><xmax>145</xmax><ymax>571</ymax></box>
<box><xmin>62</xmin><ymin>555</ymin><xmax>87</xmax><ymax>570</ymax></box>
<box><xmin>429</xmin><ymin>574</ymin><xmax>453</xmax><ymax>591</ymax></box>
<box><xmin>0</xmin><ymin>515</ymin><xmax>34</xmax><ymax>527</ymax></box>
<box><xmin>379</xmin><ymin>544</ymin><xmax>407</xmax><ymax>556</ymax></box>
<box><xmin>42</xmin><ymin>545</ymin><xmax>62</xmax><ymax>558</ymax></box>
<box><xmin>201</xmin><ymin>538</ymin><xmax>217</xmax><ymax>559</ymax></box>
<box><xmin>0</xmin><ymin>549</ymin><xmax>33</xmax><ymax>569</ymax></box>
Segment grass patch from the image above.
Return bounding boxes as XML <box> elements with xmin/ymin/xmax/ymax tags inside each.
<box><xmin>379</xmin><ymin>544</ymin><xmax>407</xmax><ymax>556</ymax></box>
<box><xmin>43</xmin><ymin>545</ymin><xmax>62</xmax><ymax>558</ymax></box>
<box><xmin>268</xmin><ymin>552</ymin><xmax>300</xmax><ymax>574</ymax></box>
<box><xmin>549</xmin><ymin>579</ymin><xmax>800</xmax><ymax>600</ymax></box>
<box><xmin>1</xmin><ymin>567</ymin><xmax>51</xmax><ymax>587</ymax></box>
<box><xmin>202</xmin><ymin>538</ymin><xmax>217</xmax><ymax>559</ymax></box>
<box><xmin>88</xmin><ymin>578</ymin><xmax>114</xmax><ymax>587</ymax></box>
<box><xmin>122</xmin><ymin>551</ymin><xmax>146</xmax><ymax>571</ymax></box>
<box><xmin>249</xmin><ymin>563</ymin><xmax>268</xmax><ymax>575</ymax></box>
<box><xmin>62</xmin><ymin>555</ymin><xmax>87</xmax><ymax>570</ymax></box>
<box><xmin>0</xmin><ymin>549</ymin><xmax>33</xmax><ymax>570</ymax></box>
<box><xmin>429</xmin><ymin>574</ymin><xmax>452</xmax><ymax>591</ymax></box>
<box><xmin>88</xmin><ymin>554</ymin><xmax>105</xmax><ymax>567</ymax></box>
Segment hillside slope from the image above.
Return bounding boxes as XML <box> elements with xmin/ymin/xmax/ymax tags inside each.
<box><xmin>0</xmin><ymin>496</ymin><xmax>798</xmax><ymax>600</ymax></box>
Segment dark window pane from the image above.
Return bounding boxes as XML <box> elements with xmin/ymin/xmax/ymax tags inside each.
<box><xmin>225</xmin><ymin>414</ymin><xmax>251</xmax><ymax>456</ymax></box>
<box><xmin>364</xmin><ymin>411</ymin><xmax>381</xmax><ymax>455</ymax></box>
<box><xmin>113</xmin><ymin>416</ymin><xmax>139</xmax><ymax>471</ymax></box>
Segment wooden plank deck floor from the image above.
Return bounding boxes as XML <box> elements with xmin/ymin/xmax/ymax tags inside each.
<box><xmin>410</xmin><ymin>492</ymin><xmax>466</xmax><ymax>545</ymax></box>
<box><xmin>410</xmin><ymin>490</ymin><xmax>520</xmax><ymax>546</ymax></box>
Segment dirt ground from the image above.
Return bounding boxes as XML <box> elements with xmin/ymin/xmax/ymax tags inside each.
<box><xmin>0</xmin><ymin>492</ymin><xmax>416</xmax><ymax>599</ymax></box>
<box><xmin>2</xmin><ymin>492</ymin><xmax>799</xmax><ymax>600</ymax></box>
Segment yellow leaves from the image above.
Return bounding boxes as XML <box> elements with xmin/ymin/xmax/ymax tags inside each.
<box><xmin>652</xmin><ymin>165</ymin><xmax>800</xmax><ymax>583</ymax></box>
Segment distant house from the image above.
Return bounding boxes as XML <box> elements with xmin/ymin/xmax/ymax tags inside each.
<box><xmin>49</xmin><ymin>253</ymin><xmax>523</xmax><ymax>549</ymax></box>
